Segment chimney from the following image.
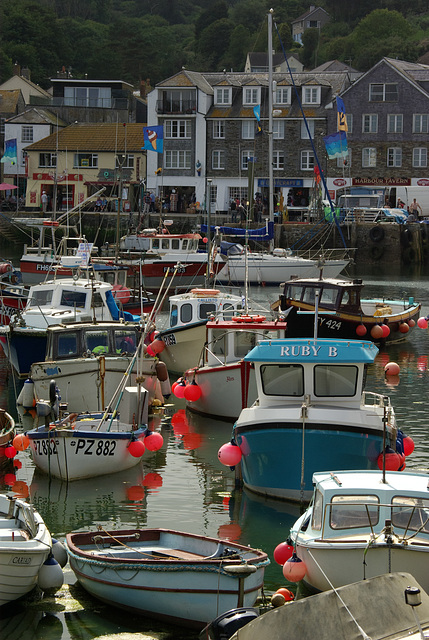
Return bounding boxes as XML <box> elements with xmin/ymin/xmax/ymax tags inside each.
<box><xmin>13</xmin><ymin>62</ymin><xmax>21</xmax><ymax>76</ymax></box>
<box><xmin>21</xmin><ymin>67</ymin><xmax>30</xmax><ymax>80</ymax></box>
<box><xmin>140</xmin><ymin>80</ymin><xmax>146</xmax><ymax>98</ymax></box>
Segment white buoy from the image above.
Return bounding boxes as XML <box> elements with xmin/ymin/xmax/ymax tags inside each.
<box><xmin>19</xmin><ymin>378</ymin><xmax>35</xmax><ymax>409</ymax></box>
<box><xmin>160</xmin><ymin>377</ymin><xmax>171</xmax><ymax>398</ymax></box>
<box><xmin>38</xmin><ymin>554</ymin><xmax>64</xmax><ymax>592</ymax></box>
<box><xmin>52</xmin><ymin>538</ymin><xmax>68</xmax><ymax>568</ymax></box>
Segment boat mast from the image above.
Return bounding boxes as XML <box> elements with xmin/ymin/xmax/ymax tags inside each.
<box><xmin>268</xmin><ymin>9</ymin><xmax>274</xmax><ymax>253</ymax></box>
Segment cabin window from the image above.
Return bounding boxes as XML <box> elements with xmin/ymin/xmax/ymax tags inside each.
<box><xmin>212</xmin><ymin>329</ymin><xmax>227</xmax><ymax>357</ymax></box>
<box><xmin>260</xmin><ymin>364</ymin><xmax>304</xmax><ymax>396</ymax></box>
<box><xmin>152</xmin><ymin>239</ymin><xmax>159</xmax><ymax>250</ymax></box>
<box><xmin>199</xmin><ymin>303</ymin><xmax>216</xmax><ymax>320</ymax></box>
<box><xmin>86</xmin><ymin>330</ymin><xmax>109</xmax><ymax>354</ymax></box>
<box><xmin>180</xmin><ymin>303</ymin><xmax>193</xmax><ymax>324</ymax></box>
<box><xmin>320</xmin><ymin>287</ymin><xmax>338</xmax><ymax>306</ymax></box>
<box><xmin>172</xmin><ymin>239</ymin><xmax>180</xmax><ymax>250</ymax></box>
<box><xmin>60</xmin><ymin>290</ymin><xmax>86</xmax><ymax>308</ymax></box>
<box><xmin>31</xmin><ymin>289</ymin><xmax>53</xmax><ymax>306</ymax></box>
<box><xmin>162</xmin><ymin>239</ymin><xmax>170</xmax><ymax>250</ymax></box>
<box><xmin>312</xmin><ymin>489</ymin><xmax>323</xmax><ymax>530</ymax></box>
<box><xmin>182</xmin><ymin>239</ymin><xmax>188</xmax><ymax>250</ymax></box>
<box><xmin>223</xmin><ymin>303</ymin><xmax>237</xmax><ymax>319</ymax></box>
<box><xmin>391</xmin><ymin>496</ymin><xmax>429</xmax><ymax>534</ymax></box>
<box><xmin>114</xmin><ymin>330</ymin><xmax>137</xmax><ymax>354</ymax></box>
<box><xmin>57</xmin><ymin>332</ymin><xmax>78</xmax><ymax>357</ymax></box>
<box><xmin>92</xmin><ymin>292</ymin><xmax>104</xmax><ymax>308</ymax></box>
<box><xmin>170</xmin><ymin>304</ymin><xmax>178</xmax><ymax>327</ymax></box>
<box><xmin>330</xmin><ymin>495</ymin><xmax>379</xmax><ymax>530</ymax></box>
<box><xmin>314</xmin><ymin>365</ymin><xmax>358</xmax><ymax>397</ymax></box>
<box><xmin>234</xmin><ymin>331</ymin><xmax>257</xmax><ymax>358</ymax></box>
<box><xmin>287</xmin><ymin>285</ymin><xmax>303</xmax><ymax>301</ymax></box>
<box><xmin>302</xmin><ymin>287</ymin><xmax>320</xmax><ymax>304</ymax></box>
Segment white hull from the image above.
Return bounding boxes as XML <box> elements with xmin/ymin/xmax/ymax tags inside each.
<box><xmin>218</xmin><ymin>255</ymin><xmax>349</xmax><ymax>285</ymax></box>
<box><xmin>160</xmin><ymin>323</ymin><xmax>206</xmax><ymax>375</ymax></box>
<box><xmin>31</xmin><ymin>357</ymin><xmax>158</xmax><ymax>412</ymax></box>
<box><xmin>185</xmin><ymin>363</ymin><xmax>257</xmax><ymax>420</ymax></box>
<box><xmin>0</xmin><ymin>495</ymin><xmax>52</xmax><ymax>606</ymax></box>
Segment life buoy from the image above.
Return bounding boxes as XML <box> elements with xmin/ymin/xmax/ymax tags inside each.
<box><xmin>370</xmin><ymin>245</ymin><xmax>384</xmax><ymax>261</ymax></box>
<box><xmin>112</xmin><ymin>284</ymin><xmax>131</xmax><ymax>304</ymax></box>
<box><xmin>369</xmin><ymin>226</ymin><xmax>385</xmax><ymax>242</ymax></box>
<box><xmin>239</xmin><ymin>315</ymin><xmax>253</xmax><ymax>322</ymax></box>
<box><xmin>252</xmin><ymin>315</ymin><xmax>266</xmax><ymax>322</ymax></box>
<box><xmin>190</xmin><ymin>288</ymin><xmax>220</xmax><ymax>297</ymax></box>
<box><xmin>43</xmin><ymin>220</ymin><xmax>60</xmax><ymax>227</ymax></box>
<box><xmin>0</xmin><ymin>263</ymin><xmax>12</xmax><ymax>274</ymax></box>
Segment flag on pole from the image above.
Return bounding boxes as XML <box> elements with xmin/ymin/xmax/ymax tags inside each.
<box><xmin>142</xmin><ymin>126</ymin><xmax>163</xmax><ymax>153</ymax></box>
<box><xmin>336</xmin><ymin>97</ymin><xmax>348</xmax><ymax>132</ymax></box>
<box><xmin>253</xmin><ymin>105</ymin><xmax>262</xmax><ymax>135</ymax></box>
<box><xmin>323</xmin><ymin>131</ymin><xmax>348</xmax><ymax>158</ymax></box>
<box><xmin>1</xmin><ymin>138</ymin><xmax>17</xmax><ymax>165</ymax></box>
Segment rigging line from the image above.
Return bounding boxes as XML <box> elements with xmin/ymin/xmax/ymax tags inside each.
<box><xmin>273</xmin><ymin>20</ymin><xmax>348</xmax><ymax>252</ymax></box>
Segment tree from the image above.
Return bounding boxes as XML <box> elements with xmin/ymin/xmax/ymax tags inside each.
<box><xmin>197</xmin><ymin>18</ymin><xmax>233</xmax><ymax>70</ymax></box>
<box><xmin>301</xmin><ymin>28</ymin><xmax>319</xmax><ymax>69</ymax></box>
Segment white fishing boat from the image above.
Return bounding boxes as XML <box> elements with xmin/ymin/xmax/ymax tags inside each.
<box><xmin>222</xmin><ymin>337</ymin><xmax>406</xmax><ymax>502</ymax></box>
<box><xmin>183</xmin><ymin>316</ymin><xmax>287</xmax><ymax>420</ymax></box>
<box><xmin>159</xmin><ymin>287</ymin><xmax>244</xmax><ymax>375</ymax></box>
<box><xmin>0</xmin><ymin>275</ymin><xmax>145</xmax><ymax>378</ymax></box>
<box><xmin>65</xmin><ymin>526</ymin><xmax>269</xmax><ymax>629</ymax></box>
<box><xmin>26</xmin><ymin>321</ymin><xmax>165</xmax><ymax>413</ymax></box>
<box><xmin>0</xmin><ymin>493</ymin><xmax>62</xmax><ymax>606</ymax></box>
<box><xmin>290</xmin><ymin>469</ymin><xmax>429</xmax><ymax>593</ymax></box>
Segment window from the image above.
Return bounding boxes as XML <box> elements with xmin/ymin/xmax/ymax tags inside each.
<box><xmin>114</xmin><ymin>330</ymin><xmax>136</xmax><ymax>354</ymax></box>
<box><xmin>242</xmin><ymin>120</ymin><xmax>255</xmax><ymax>139</ymax></box>
<box><xmin>362</xmin><ymin>147</ymin><xmax>376</xmax><ymax>168</ymax></box>
<box><xmin>74</xmin><ymin>153</ymin><xmax>98</xmax><ymax>168</ymax></box>
<box><xmin>213</xmin><ymin>120</ymin><xmax>225</xmax><ymax>138</ymax></box>
<box><xmin>413</xmin><ymin>114</ymin><xmax>429</xmax><ymax>134</ymax></box>
<box><xmin>387</xmin><ymin>114</ymin><xmax>403</xmax><ymax>133</ymax></box>
<box><xmin>165</xmin><ymin>150</ymin><xmax>191</xmax><ymax>169</ymax></box>
<box><xmin>362</xmin><ymin>114</ymin><xmax>378</xmax><ymax>133</ymax></box>
<box><xmin>301</xmin><ymin>119</ymin><xmax>315</xmax><ymax>139</ymax></box>
<box><xmin>330</xmin><ymin>495</ymin><xmax>380</xmax><ymax>530</ymax></box>
<box><xmin>162</xmin><ymin>89</ymin><xmax>196</xmax><ymax>113</ymax></box>
<box><xmin>243</xmin><ymin>87</ymin><xmax>260</xmax><ymax>105</ymax></box>
<box><xmin>229</xmin><ymin>186</ymin><xmax>247</xmax><ymax>202</ymax></box>
<box><xmin>215</xmin><ymin>87</ymin><xmax>231</xmax><ymax>105</ymax></box>
<box><xmin>346</xmin><ymin>114</ymin><xmax>353</xmax><ymax>133</ymax></box>
<box><xmin>301</xmin><ymin>150</ymin><xmax>315</xmax><ymax>170</ymax></box>
<box><xmin>273</xmin><ymin>120</ymin><xmax>285</xmax><ymax>139</ymax></box>
<box><xmin>369</xmin><ymin>83</ymin><xmax>398</xmax><ymax>102</ymax></box>
<box><xmin>302</xmin><ymin>86</ymin><xmax>320</xmax><ymax>105</ymax></box>
<box><xmin>391</xmin><ymin>496</ymin><xmax>429</xmax><ymax>533</ymax></box>
<box><xmin>337</xmin><ymin>150</ymin><xmax>352</xmax><ymax>168</ymax></box>
<box><xmin>21</xmin><ymin>126</ymin><xmax>33</xmax><ymax>143</ymax></box>
<box><xmin>57</xmin><ymin>332</ymin><xmax>78</xmax><ymax>358</ymax></box>
<box><xmin>64</xmin><ymin>86</ymin><xmax>111</xmax><ymax>108</ymax></box>
<box><xmin>275</xmin><ymin>87</ymin><xmax>291</xmax><ymax>105</ymax></box>
<box><xmin>31</xmin><ymin>288</ymin><xmax>53</xmax><ymax>306</ymax></box>
<box><xmin>39</xmin><ymin>153</ymin><xmax>57</xmax><ymax>168</ymax></box>
<box><xmin>180</xmin><ymin>303</ymin><xmax>193</xmax><ymax>324</ymax></box>
<box><xmin>60</xmin><ymin>290</ymin><xmax>86</xmax><ymax>308</ymax></box>
<box><xmin>115</xmin><ymin>154</ymin><xmax>134</xmax><ymax>169</ymax></box>
<box><xmin>165</xmin><ymin>120</ymin><xmax>191</xmax><ymax>138</ymax></box>
<box><xmin>413</xmin><ymin>147</ymin><xmax>427</xmax><ymax>168</ymax></box>
<box><xmin>198</xmin><ymin>303</ymin><xmax>217</xmax><ymax>321</ymax></box>
<box><xmin>212</xmin><ymin>149</ymin><xmax>225</xmax><ymax>170</ymax></box>
<box><xmin>85</xmin><ymin>330</ymin><xmax>109</xmax><ymax>354</ymax></box>
<box><xmin>0</xmin><ymin>118</ymin><xmax>5</xmax><ymax>136</ymax></box>
<box><xmin>235</xmin><ymin>331</ymin><xmax>257</xmax><ymax>358</ymax></box>
<box><xmin>387</xmin><ymin>147</ymin><xmax>402</xmax><ymax>167</ymax></box>
<box><xmin>311</xmin><ymin>489</ymin><xmax>323</xmax><ymax>531</ymax></box>
<box><xmin>260</xmin><ymin>364</ymin><xmax>304</xmax><ymax>396</ymax></box>
<box><xmin>314</xmin><ymin>364</ymin><xmax>358</xmax><ymax>397</ymax></box>
<box><xmin>272</xmin><ymin>150</ymin><xmax>284</xmax><ymax>170</ymax></box>
<box><xmin>241</xmin><ymin>150</ymin><xmax>253</xmax><ymax>170</ymax></box>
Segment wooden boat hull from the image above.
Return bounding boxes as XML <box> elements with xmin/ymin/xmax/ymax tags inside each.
<box><xmin>66</xmin><ymin>528</ymin><xmax>268</xmax><ymax>629</ymax></box>
<box><xmin>160</xmin><ymin>322</ymin><xmax>207</xmax><ymax>375</ymax></box>
<box><xmin>0</xmin><ymin>495</ymin><xmax>52</xmax><ymax>606</ymax></box>
<box><xmin>27</xmin><ymin>418</ymin><xmax>147</xmax><ymax>481</ymax></box>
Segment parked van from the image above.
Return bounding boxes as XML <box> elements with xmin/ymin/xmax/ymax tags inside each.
<box><xmin>385</xmin><ymin>186</ymin><xmax>429</xmax><ymax>218</ymax></box>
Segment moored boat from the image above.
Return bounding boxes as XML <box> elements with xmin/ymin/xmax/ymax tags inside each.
<box><xmin>65</xmin><ymin>527</ymin><xmax>269</xmax><ymax>629</ymax></box>
<box><xmin>0</xmin><ymin>409</ymin><xmax>16</xmax><ymax>471</ymax></box>
<box><xmin>275</xmin><ymin>275</ymin><xmax>421</xmax><ymax>343</ymax></box>
<box><xmin>223</xmin><ymin>337</ymin><xmax>405</xmax><ymax>502</ymax></box>
<box><xmin>290</xmin><ymin>468</ymin><xmax>429</xmax><ymax>593</ymax></box>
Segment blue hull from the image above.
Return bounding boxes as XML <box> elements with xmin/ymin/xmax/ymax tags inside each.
<box><xmin>2</xmin><ymin>333</ymin><xmax>47</xmax><ymax>378</ymax></box>
<box><xmin>234</xmin><ymin>423</ymin><xmax>386</xmax><ymax>502</ymax></box>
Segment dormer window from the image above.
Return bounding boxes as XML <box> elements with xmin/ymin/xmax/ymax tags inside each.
<box><xmin>275</xmin><ymin>87</ymin><xmax>291</xmax><ymax>105</ymax></box>
<box><xmin>215</xmin><ymin>87</ymin><xmax>232</xmax><ymax>105</ymax></box>
<box><xmin>302</xmin><ymin>86</ymin><xmax>321</xmax><ymax>105</ymax></box>
<box><xmin>243</xmin><ymin>87</ymin><xmax>260</xmax><ymax>106</ymax></box>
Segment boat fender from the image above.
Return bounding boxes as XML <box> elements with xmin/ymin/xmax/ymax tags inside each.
<box><xmin>370</xmin><ymin>245</ymin><xmax>384</xmax><ymax>261</ymax></box>
<box><xmin>52</xmin><ymin>538</ymin><xmax>68</xmax><ymax>568</ymax></box>
<box><xmin>49</xmin><ymin>380</ymin><xmax>57</xmax><ymax>406</ymax></box>
<box><xmin>155</xmin><ymin>361</ymin><xmax>169</xmax><ymax>382</ymax></box>
<box><xmin>223</xmin><ymin>564</ymin><xmax>257</xmax><ymax>575</ymax></box>
<box><xmin>160</xmin><ymin>377</ymin><xmax>171</xmax><ymax>399</ymax></box>
<box><xmin>0</xmin><ymin>263</ymin><xmax>12</xmax><ymax>274</ymax></box>
<box><xmin>19</xmin><ymin>378</ymin><xmax>35</xmax><ymax>409</ymax></box>
<box><xmin>369</xmin><ymin>226</ymin><xmax>385</xmax><ymax>242</ymax></box>
<box><xmin>403</xmin><ymin>246</ymin><xmax>417</xmax><ymax>264</ymax></box>
<box><xmin>38</xmin><ymin>554</ymin><xmax>64</xmax><ymax>592</ymax></box>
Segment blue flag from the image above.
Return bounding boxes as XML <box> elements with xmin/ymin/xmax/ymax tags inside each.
<box><xmin>323</xmin><ymin>131</ymin><xmax>348</xmax><ymax>158</ymax></box>
<box><xmin>253</xmin><ymin>105</ymin><xmax>262</xmax><ymax>135</ymax></box>
<box><xmin>142</xmin><ymin>126</ymin><xmax>163</xmax><ymax>153</ymax></box>
<box><xmin>1</xmin><ymin>138</ymin><xmax>17</xmax><ymax>165</ymax></box>
<box><xmin>336</xmin><ymin>97</ymin><xmax>348</xmax><ymax>132</ymax></box>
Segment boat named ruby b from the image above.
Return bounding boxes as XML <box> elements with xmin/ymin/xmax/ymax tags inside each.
<box><xmin>220</xmin><ymin>337</ymin><xmax>405</xmax><ymax>502</ymax></box>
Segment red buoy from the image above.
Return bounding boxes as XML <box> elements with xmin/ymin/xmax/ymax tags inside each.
<box><xmin>356</xmin><ymin>324</ymin><xmax>367</xmax><ymax>337</ymax></box>
<box><xmin>144</xmin><ymin>431</ymin><xmax>164</xmax><ymax>451</ymax></box>
<box><xmin>184</xmin><ymin>381</ymin><xmax>202</xmax><ymax>402</ymax></box>
<box><xmin>128</xmin><ymin>440</ymin><xmax>145</xmax><ymax>457</ymax></box>
<box><xmin>218</xmin><ymin>442</ymin><xmax>242</xmax><ymax>466</ymax></box>
<box><xmin>273</xmin><ymin>541</ymin><xmax>294</xmax><ymax>565</ymax></box>
<box><xmin>282</xmin><ymin>554</ymin><xmax>307</xmax><ymax>582</ymax></box>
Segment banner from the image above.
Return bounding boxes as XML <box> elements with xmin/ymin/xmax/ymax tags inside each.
<box><xmin>253</xmin><ymin>105</ymin><xmax>262</xmax><ymax>135</ymax></box>
<box><xmin>323</xmin><ymin>131</ymin><xmax>348</xmax><ymax>159</ymax></box>
<box><xmin>336</xmin><ymin>97</ymin><xmax>348</xmax><ymax>132</ymax></box>
<box><xmin>1</xmin><ymin>138</ymin><xmax>17</xmax><ymax>164</ymax></box>
<box><xmin>142</xmin><ymin>126</ymin><xmax>163</xmax><ymax>153</ymax></box>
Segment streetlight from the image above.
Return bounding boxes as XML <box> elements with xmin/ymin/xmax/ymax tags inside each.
<box><xmin>205</xmin><ymin>178</ymin><xmax>212</xmax><ymax>284</ymax></box>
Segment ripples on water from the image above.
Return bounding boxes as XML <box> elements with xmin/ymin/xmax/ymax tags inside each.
<box><xmin>1</xmin><ymin>265</ymin><xmax>429</xmax><ymax>638</ymax></box>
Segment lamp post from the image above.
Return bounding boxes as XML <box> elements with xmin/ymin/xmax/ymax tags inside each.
<box><xmin>206</xmin><ymin>178</ymin><xmax>212</xmax><ymax>284</ymax></box>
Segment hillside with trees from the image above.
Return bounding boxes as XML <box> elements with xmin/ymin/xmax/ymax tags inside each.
<box><xmin>1</xmin><ymin>0</ymin><xmax>429</xmax><ymax>88</ymax></box>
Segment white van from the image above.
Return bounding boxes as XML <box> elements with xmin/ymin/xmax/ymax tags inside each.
<box><xmin>385</xmin><ymin>186</ymin><xmax>429</xmax><ymax>218</ymax></box>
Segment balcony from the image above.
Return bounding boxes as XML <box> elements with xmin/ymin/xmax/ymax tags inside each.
<box><xmin>156</xmin><ymin>100</ymin><xmax>197</xmax><ymax>115</ymax></box>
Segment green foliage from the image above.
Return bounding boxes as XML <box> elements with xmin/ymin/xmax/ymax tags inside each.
<box><xmin>301</xmin><ymin>28</ymin><xmax>319</xmax><ymax>69</ymax></box>
<box><xmin>197</xmin><ymin>18</ymin><xmax>233</xmax><ymax>70</ymax></box>
<box><xmin>222</xmin><ymin>24</ymin><xmax>252</xmax><ymax>71</ymax></box>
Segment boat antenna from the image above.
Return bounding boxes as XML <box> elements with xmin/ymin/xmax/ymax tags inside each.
<box><xmin>273</xmin><ymin>20</ymin><xmax>347</xmax><ymax>250</ymax></box>
<box><xmin>268</xmin><ymin>9</ymin><xmax>274</xmax><ymax>253</ymax></box>
<box><xmin>313</xmin><ymin>290</ymin><xmax>319</xmax><ymax>341</ymax></box>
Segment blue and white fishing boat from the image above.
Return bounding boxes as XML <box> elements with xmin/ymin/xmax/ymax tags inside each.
<box><xmin>229</xmin><ymin>337</ymin><xmax>402</xmax><ymax>502</ymax></box>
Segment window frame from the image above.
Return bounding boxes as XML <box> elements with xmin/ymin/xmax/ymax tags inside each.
<box><xmin>212</xmin><ymin>149</ymin><xmax>226</xmax><ymax>170</ymax></box>
<box><xmin>301</xmin><ymin>149</ymin><xmax>315</xmax><ymax>171</ymax></box>
<box><xmin>387</xmin><ymin>114</ymin><xmax>403</xmax><ymax>134</ymax></box>
<box><xmin>362</xmin><ymin>114</ymin><xmax>378</xmax><ymax>134</ymax></box>
<box><xmin>272</xmin><ymin>149</ymin><xmax>285</xmax><ymax>170</ymax></box>
<box><xmin>242</xmin><ymin>86</ymin><xmax>260</xmax><ymax>106</ymax></box>
<box><xmin>302</xmin><ymin>86</ymin><xmax>320</xmax><ymax>105</ymax></box>
<box><xmin>242</xmin><ymin>120</ymin><xmax>255</xmax><ymax>140</ymax></box>
<box><xmin>213</xmin><ymin>120</ymin><xmax>225</xmax><ymax>139</ymax></box>
<box><xmin>387</xmin><ymin>147</ymin><xmax>402</xmax><ymax>168</ymax></box>
<box><xmin>165</xmin><ymin>119</ymin><xmax>191</xmax><ymax>139</ymax></box>
<box><xmin>275</xmin><ymin>87</ymin><xmax>291</xmax><ymax>105</ymax></box>
<box><xmin>165</xmin><ymin>150</ymin><xmax>191</xmax><ymax>170</ymax></box>
<box><xmin>362</xmin><ymin>147</ymin><xmax>377</xmax><ymax>168</ymax></box>
<box><xmin>413</xmin><ymin>114</ymin><xmax>429</xmax><ymax>134</ymax></box>
<box><xmin>21</xmin><ymin>126</ymin><xmax>34</xmax><ymax>143</ymax></box>
<box><xmin>413</xmin><ymin>147</ymin><xmax>428</xmax><ymax>168</ymax></box>
<box><xmin>215</xmin><ymin>87</ymin><xmax>232</xmax><ymax>106</ymax></box>
<box><xmin>369</xmin><ymin>83</ymin><xmax>398</xmax><ymax>102</ymax></box>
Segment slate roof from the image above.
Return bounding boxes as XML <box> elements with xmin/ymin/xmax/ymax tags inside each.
<box><xmin>7</xmin><ymin>108</ymin><xmax>68</xmax><ymax>126</ymax></box>
<box><xmin>24</xmin><ymin>123</ymin><xmax>144</xmax><ymax>152</ymax></box>
<box><xmin>0</xmin><ymin>90</ymin><xmax>23</xmax><ymax>113</ymax></box>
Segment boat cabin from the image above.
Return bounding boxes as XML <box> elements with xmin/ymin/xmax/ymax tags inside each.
<box><xmin>20</xmin><ymin>218</ymin><xmax>97</xmax><ymax>261</ymax></box>
<box><xmin>244</xmin><ymin>338</ymin><xmax>381</xmax><ymax>409</ymax></box>
<box><xmin>280</xmin><ymin>277</ymin><xmax>364</xmax><ymax>315</ymax></box>
<box><xmin>204</xmin><ymin>318</ymin><xmax>287</xmax><ymax>367</ymax></box>
<box><xmin>44</xmin><ymin>322</ymin><xmax>140</xmax><ymax>361</ymax></box>
<box><xmin>306</xmin><ymin>470</ymin><xmax>429</xmax><ymax>540</ymax></box>
<box><xmin>120</xmin><ymin>230</ymin><xmax>201</xmax><ymax>254</ymax></box>
<box><xmin>168</xmin><ymin>289</ymin><xmax>243</xmax><ymax>329</ymax></box>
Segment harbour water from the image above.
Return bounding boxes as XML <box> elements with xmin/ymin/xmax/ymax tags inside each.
<box><xmin>2</xmin><ymin>263</ymin><xmax>429</xmax><ymax>639</ymax></box>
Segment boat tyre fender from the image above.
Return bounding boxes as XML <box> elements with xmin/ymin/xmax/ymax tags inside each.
<box><xmin>49</xmin><ymin>380</ymin><xmax>57</xmax><ymax>406</ymax></box>
<box><xmin>369</xmin><ymin>226</ymin><xmax>385</xmax><ymax>243</ymax></box>
<box><xmin>370</xmin><ymin>245</ymin><xmax>384</xmax><ymax>261</ymax></box>
<box><xmin>403</xmin><ymin>246</ymin><xmax>417</xmax><ymax>264</ymax></box>
<box><xmin>402</xmin><ymin>227</ymin><xmax>412</xmax><ymax>247</ymax></box>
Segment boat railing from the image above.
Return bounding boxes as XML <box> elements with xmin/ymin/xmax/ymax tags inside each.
<box><xmin>293</xmin><ymin>247</ymin><xmax>355</xmax><ymax>261</ymax></box>
<box><xmin>362</xmin><ymin>391</ymin><xmax>392</xmax><ymax>408</ymax></box>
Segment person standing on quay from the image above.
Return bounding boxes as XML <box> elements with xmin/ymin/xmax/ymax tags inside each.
<box><xmin>409</xmin><ymin>198</ymin><xmax>422</xmax><ymax>218</ymax></box>
<box><xmin>41</xmin><ymin>191</ymin><xmax>48</xmax><ymax>213</ymax></box>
